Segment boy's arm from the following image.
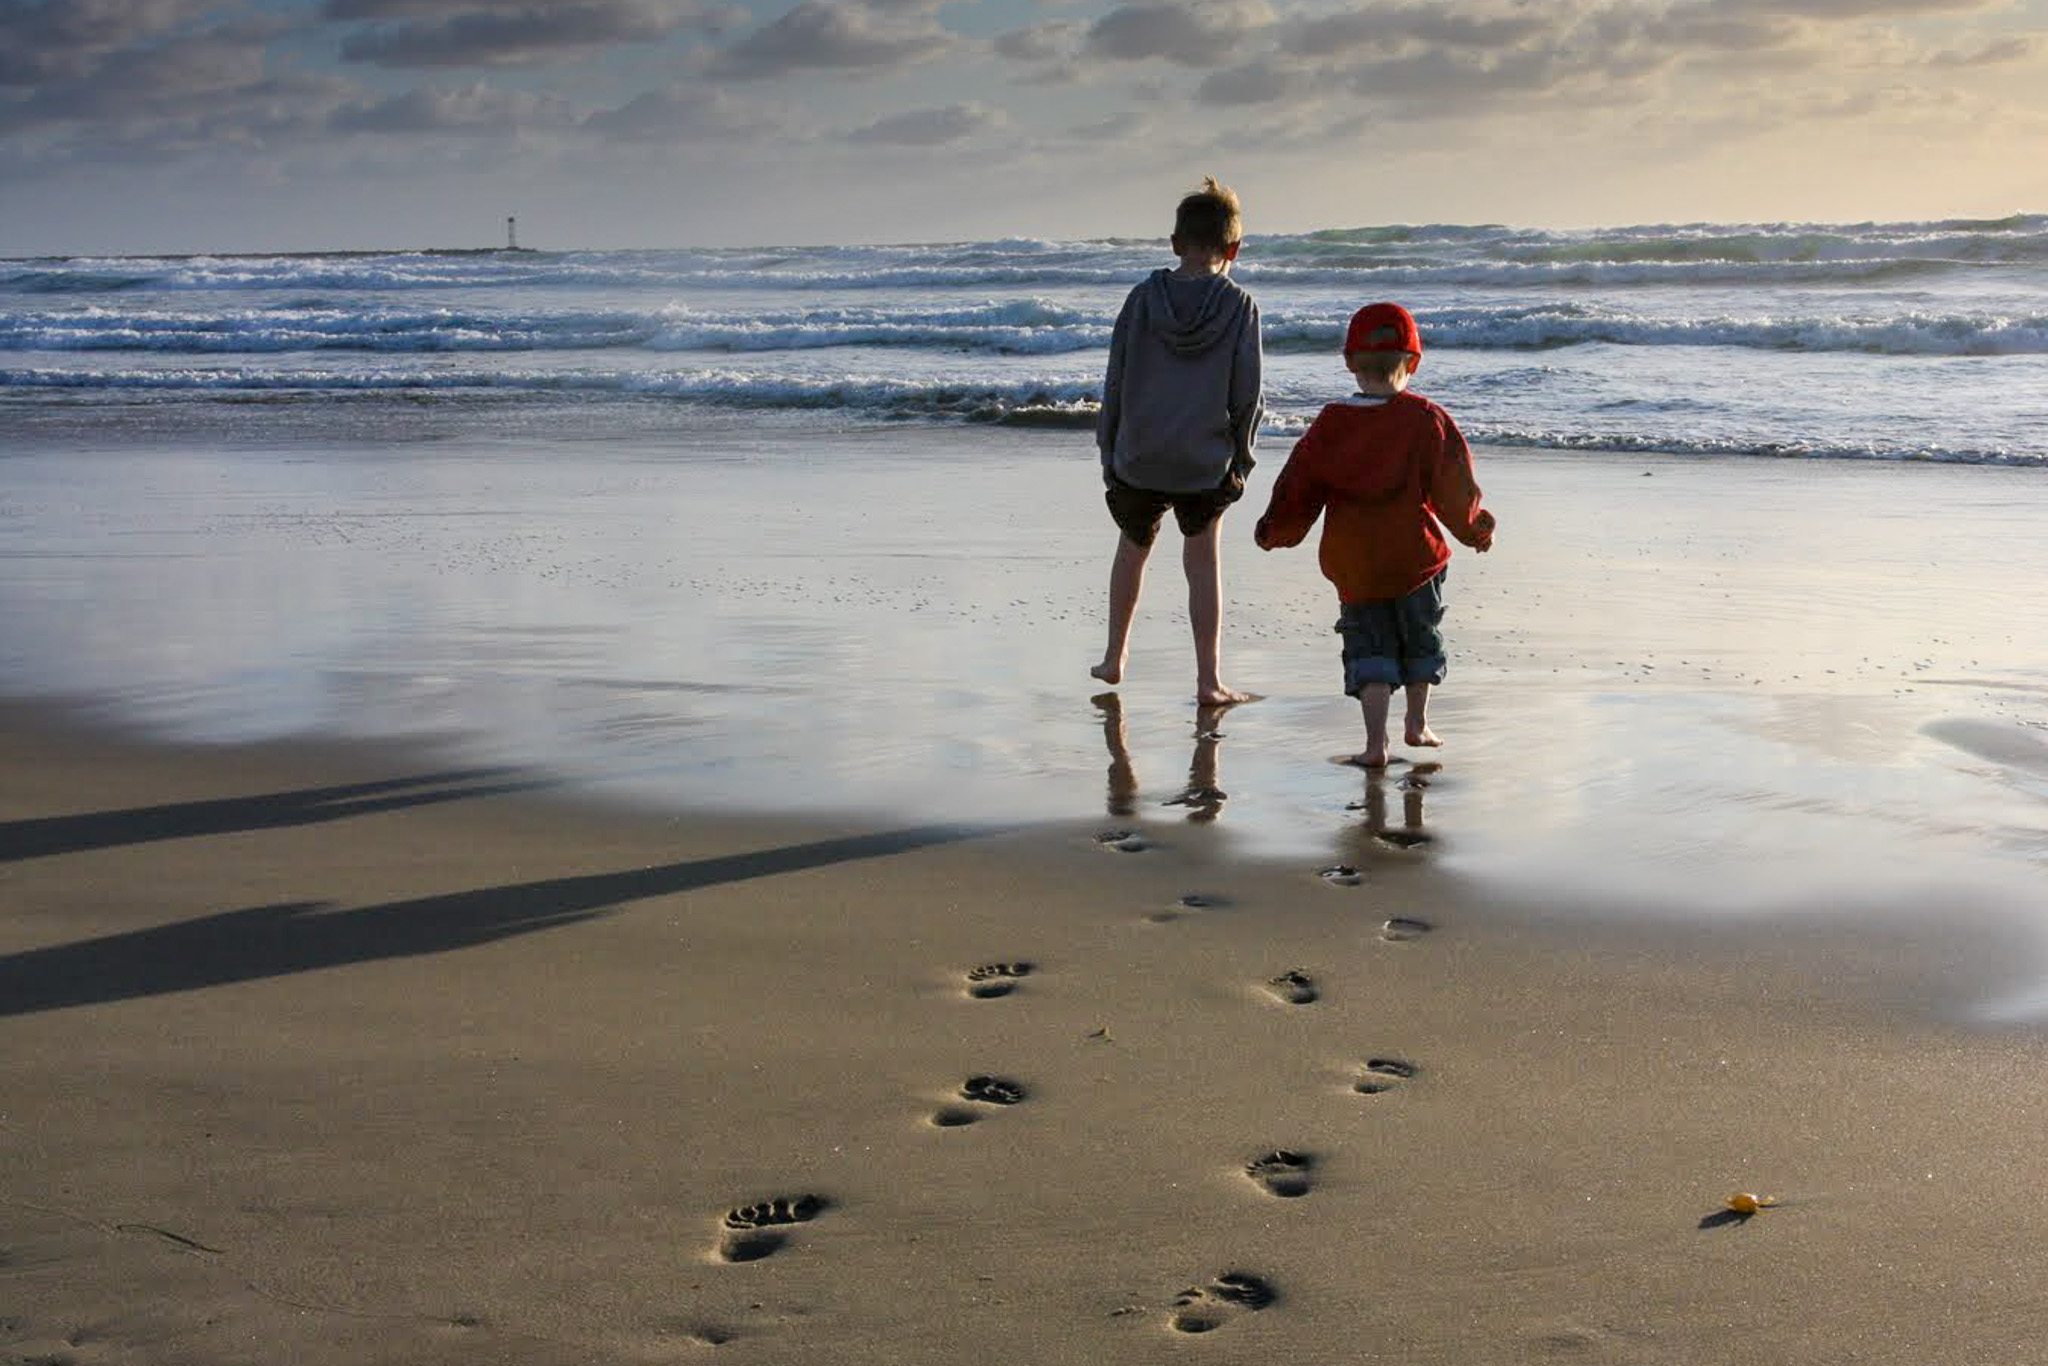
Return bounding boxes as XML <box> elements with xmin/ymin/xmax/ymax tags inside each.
<box><xmin>1227</xmin><ymin>298</ymin><xmax>1264</xmax><ymax>479</ymax></box>
<box><xmin>1096</xmin><ymin>292</ymin><xmax>1135</xmax><ymax>482</ymax></box>
<box><xmin>1424</xmin><ymin>408</ymin><xmax>1495</xmax><ymax>551</ymax></box>
<box><xmin>1253</xmin><ymin>419</ymin><xmax>1329</xmax><ymax>550</ymax></box>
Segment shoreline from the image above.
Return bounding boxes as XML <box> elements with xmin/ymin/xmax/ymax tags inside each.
<box><xmin>8</xmin><ymin>701</ymin><xmax>2048</xmax><ymax>1364</ymax></box>
<box><xmin>3</xmin><ymin>424</ymin><xmax>2041</xmax><ymax>951</ymax></box>
<box><xmin>6</xmin><ymin>383</ymin><xmax>2044</xmax><ymax>467</ymax></box>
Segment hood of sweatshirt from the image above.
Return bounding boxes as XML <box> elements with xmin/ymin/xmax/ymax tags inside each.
<box><xmin>1142</xmin><ymin>268</ymin><xmax>1250</xmax><ymax>356</ymax></box>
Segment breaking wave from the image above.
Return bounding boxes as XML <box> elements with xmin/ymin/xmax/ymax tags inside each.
<box><xmin>9</xmin><ymin>299</ymin><xmax>2046</xmax><ymax>358</ymax></box>
<box><xmin>0</xmin><ymin>364</ymin><xmax>1103</xmax><ymax>427</ymax></box>
<box><xmin>7</xmin><ymin>363</ymin><xmax>2040</xmax><ymax>464</ymax></box>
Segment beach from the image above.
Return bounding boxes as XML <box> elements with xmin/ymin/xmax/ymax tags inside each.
<box><xmin>6</xmin><ymin>694</ymin><xmax>2048</xmax><ymax>1366</ymax></box>
<box><xmin>6</xmin><ymin>406</ymin><xmax>2048</xmax><ymax>1362</ymax></box>
<box><xmin>5</xmin><ymin>220</ymin><xmax>2048</xmax><ymax>1361</ymax></box>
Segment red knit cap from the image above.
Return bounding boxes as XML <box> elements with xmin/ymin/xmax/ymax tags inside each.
<box><xmin>1344</xmin><ymin>302</ymin><xmax>1422</xmax><ymax>369</ymax></box>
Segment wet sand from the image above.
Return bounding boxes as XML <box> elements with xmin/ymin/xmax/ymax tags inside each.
<box><xmin>5</xmin><ymin>414</ymin><xmax>2048</xmax><ymax>1361</ymax></box>
<box><xmin>7</xmin><ymin>700</ymin><xmax>2048</xmax><ymax>1366</ymax></box>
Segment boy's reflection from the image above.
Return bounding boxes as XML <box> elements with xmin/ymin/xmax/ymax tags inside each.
<box><xmin>1348</xmin><ymin>762</ymin><xmax>1438</xmax><ymax>850</ymax></box>
<box><xmin>1092</xmin><ymin>693</ymin><xmax>1229</xmax><ymax>823</ymax></box>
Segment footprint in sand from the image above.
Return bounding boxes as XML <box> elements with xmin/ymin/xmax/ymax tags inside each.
<box><xmin>1354</xmin><ymin>1058</ymin><xmax>1418</xmax><ymax>1095</ymax></box>
<box><xmin>1373</xmin><ymin>828</ymin><xmax>1433</xmax><ymax>850</ymax></box>
<box><xmin>1096</xmin><ymin>828</ymin><xmax>1148</xmax><ymax>853</ymax></box>
<box><xmin>1263</xmin><ymin>970</ymin><xmax>1318</xmax><ymax>1005</ymax></box>
<box><xmin>1318</xmin><ymin>864</ymin><xmax>1361</xmax><ymax>886</ymax></box>
<box><xmin>930</xmin><ymin>1075</ymin><xmax>1028</xmax><ymax>1127</ymax></box>
<box><xmin>1244</xmin><ymin>1150</ymin><xmax>1314</xmax><ymax>1198</ymax></box>
<box><xmin>1170</xmin><ymin>1272</ymin><xmax>1277</xmax><ymax>1334</ymax></box>
<box><xmin>966</xmin><ymin>962</ymin><xmax>1034</xmax><ymax>999</ymax></box>
<box><xmin>962</xmin><ymin>1075</ymin><xmax>1026</xmax><ymax>1105</ymax></box>
<box><xmin>717</xmin><ymin>1194</ymin><xmax>827</xmax><ymax>1263</ymax></box>
<box><xmin>1381</xmin><ymin>916</ymin><xmax>1432</xmax><ymax>942</ymax></box>
<box><xmin>1147</xmin><ymin>893</ymin><xmax>1225</xmax><ymax>923</ymax></box>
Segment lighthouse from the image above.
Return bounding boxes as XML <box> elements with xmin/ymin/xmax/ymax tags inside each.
<box><xmin>506</xmin><ymin>215</ymin><xmax>519</xmax><ymax>250</ymax></box>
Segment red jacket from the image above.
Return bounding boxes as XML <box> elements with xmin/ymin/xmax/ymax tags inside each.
<box><xmin>1254</xmin><ymin>391</ymin><xmax>1491</xmax><ymax>602</ymax></box>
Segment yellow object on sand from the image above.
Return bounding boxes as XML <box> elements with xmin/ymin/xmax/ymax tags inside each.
<box><xmin>1725</xmin><ymin>1192</ymin><xmax>1778</xmax><ymax>1214</ymax></box>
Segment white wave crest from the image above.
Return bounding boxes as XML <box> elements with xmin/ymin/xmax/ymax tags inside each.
<box><xmin>0</xmin><ymin>298</ymin><xmax>1110</xmax><ymax>356</ymax></box>
<box><xmin>14</xmin><ymin>298</ymin><xmax>2046</xmax><ymax>359</ymax></box>
<box><xmin>1263</xmin><ymin>305</ymin><xmax>2048</xmax><ymax>356</ymax></box>
<box><xmin>0</xmin><ymin>363</ymin><xmax>1102</xmax><ymax>424</ymax></box>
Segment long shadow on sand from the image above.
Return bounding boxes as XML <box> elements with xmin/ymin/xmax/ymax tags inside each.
<box><xmin>0</xmin><ymin>824</ymin><xmax>983</xmax><ymax>1017</ymax></box>
<box><xmin>0</xmin><ymin>769</ymin><xmax>553</xmax><ymax>864</ymax></box>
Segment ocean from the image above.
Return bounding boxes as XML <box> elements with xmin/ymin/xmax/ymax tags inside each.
<box><xmin>5</xmin><ymin>213</ymin><xmax>2047</xmax><ymax>464</ymax></box>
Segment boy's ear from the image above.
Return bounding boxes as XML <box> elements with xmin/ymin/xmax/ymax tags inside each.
<box><xmin>1170</xmin><ymin>233</ymin><xmax>1184</xmax><ymax>256</ymax></box>
<box><xmin>1223</xmin><ymin>241</ymin><xmax>1241</xmax><ymax>262</ymax></box>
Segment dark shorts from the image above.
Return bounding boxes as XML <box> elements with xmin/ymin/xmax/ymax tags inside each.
<box><xmin>1104</xmin><ymin>470</ymin><xmax>1244</xmax><ymax>550</ymax></box>
<box><xmin>1337</xmin><ymin>572</ymin><xmax>1448</xmax><ymax>692</ymax></box>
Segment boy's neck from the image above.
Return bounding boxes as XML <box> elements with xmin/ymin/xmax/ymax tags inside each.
<box><xmin>1171</xmin><ymin>251</ymin><xmax>1232</xmax><ymax>278</ymax></box>
<box><xmin>1355</xmin><ymin>376</ymin><xmax>1410</xmax><ymax>398</ymax></box>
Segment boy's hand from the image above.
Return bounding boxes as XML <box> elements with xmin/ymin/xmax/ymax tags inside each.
<box><xmin>1472</xmin><ymin>509</ymin><xmax>1496</xmax><ymax>552</ymax></box>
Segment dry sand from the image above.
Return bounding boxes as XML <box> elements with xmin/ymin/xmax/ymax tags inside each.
<box><xmin>7</xmin><ymin>700</ymin><xmax>2048</xmax><ymax>1366</ymax></box>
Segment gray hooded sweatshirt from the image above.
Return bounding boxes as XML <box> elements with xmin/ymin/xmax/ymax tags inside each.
<box><xmin>1097</xmin><ymin>268</ymin><xmax>1263</xmax><ymax>494</ymax></box>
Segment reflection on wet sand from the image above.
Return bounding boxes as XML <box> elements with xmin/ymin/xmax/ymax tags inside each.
<box><xmin>1344</xmin><ymin>761</ymin><xmax>1439</xmax><ymax>854</ymax></box>
<box><xmin>1092</xmin><ymin>693</ymin><xmax>1230</xmax><ymax>823</ymax></box>
<box><xmin>1095</xmin><ymin>692</ymin><xmax>1139</xmax><ymax>818</ymax></box>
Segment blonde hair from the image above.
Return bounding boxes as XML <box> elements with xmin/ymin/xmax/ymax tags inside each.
<box><xmin>1173</xmin><ymin>176</ymin><xmax>1243</xmax><ymax>253</ymax></box>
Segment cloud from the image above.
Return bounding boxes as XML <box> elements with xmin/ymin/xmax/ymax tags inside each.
<box><xmin>582</xmin><ymin>84</ymin><xmax>760</xmax><ymax>139</ymax></box>
<box><xmin>847</xmin><ymin>101</ymin><xmax>1002</xmax><ymax>144</ymax></box>
<box><xmin>1717</xmin><ymin>0</ymin><xmax>1999</xmax><ymax>15</ymax></box>
<box><xmin>1346</xmin><ymin>45</ymin><xmax>1565</xmax><ymax>104</ymax></box>
<box><xmin>3</xmin><ymin>20</ymin><xmax>305</xmax><ymax>128</ymax></box>
<box><xmin>993</xmin><ymin>19</ymin><xmax>1084</xmax><ymax>63</ymax></box>
<box><xmin>712</xmin><ymin>1</ymin><xmax>957</xmax><ymax>79</ymax></box>
<box><xmin>1280</xmin><ymin>4</ymin><xmax>1551</xmax><ymax>58</ymax></box>
<box><xmin>331</xmin><ymin>81</ymin><xmax>575</xmax><ymax>132</ymax></box>
<box><xmin>1928</xmin><ymin>34</ymin><xmax>2039</xmax><ymax>67</ymax></box>
<box><xmin>1174</xmin><ymin>3</ymin><xmax>1651</xmax><ymax>118</ymax></box>
<box><xmin>1640</xmin><ymin>6</ymin><xmax>1803</xmax><ymax>53</ymax></box>
<box><xmin>1085</xmin><ymin>0</ymin><xmax>1275</xmax><ymax>67</ymax></box>
<box><xmin>0</xmin><ymin>0</ymin><xmax>216</xmax><ymax>85</ymax></box>
<box><xmin>1195</xmin><ymin>57</ymin><xmax>1296</xmax><ymax>105</ymax></box>
<box><xmin>326</xmin><ymin>0</ymin><xmax>476</xmax><ymax>16</ymax></box>
<box><xmin>0</xmin><ymin>19</ymin><xmax>356</xmax><ymax>172</ymax></box>
<box><xmin>331</xmin><ymin>0</ymin><xmax>727</xmax><ymax>68</ymax></box>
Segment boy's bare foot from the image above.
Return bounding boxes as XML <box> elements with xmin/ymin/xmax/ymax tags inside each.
<box><xmin>1198</xmin><ymin>685</ymin><xmax>1252</xmax><ymax>706</ymax></box>
<box><xmin>1353</xmin><ymin>746</ymin><xmax>1389</xmax><ymax>769</ymax></box>
<box><xmin>1090</xmin><ymin>659</ymin><xmax>1124</xmax><ymax>685</ymax></box>
<box><xmin>1405</xmin><ymin>724</ymin><xmax>1442</xmax><ymax>748</ymax></box>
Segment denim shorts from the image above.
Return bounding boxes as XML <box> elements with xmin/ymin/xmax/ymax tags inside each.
<box><xmin>1337</xmin><ymin>571</ymin><xmax>1447</xmax><ymax>692</ymax></box>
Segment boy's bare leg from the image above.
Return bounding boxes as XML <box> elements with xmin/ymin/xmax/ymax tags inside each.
<box><xmin>1091</xmin><ymin>534</ymin><xmax>1150</xmax><ymax>684</ymax></box>
<box><xmin>1404</xmin><ymin>681</ymin><xmax>1442</xmax><ymax>747</ymax></box>
<box><xmin>1183</xmin><ymin>518</ymin><xmax>1250</xmax><ymax>705</ymax></box>
<box><xmin>1356</xmin><ymin>683</ymin><xmax>1393</xmax><ymax>768</ymax></box>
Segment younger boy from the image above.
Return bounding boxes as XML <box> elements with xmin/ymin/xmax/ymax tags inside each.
<box><xmin>1253</xmin><ymin>303</ymin><xmax>1496</xmax><ymax>767</ymax></box>
<box><xmin>1092</xmin><ymin>176</ymin><xmax>1264</xmax><ymax>706</ymax></box>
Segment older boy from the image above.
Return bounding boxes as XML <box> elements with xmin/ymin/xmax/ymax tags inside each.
<box><xmin>1091</xmin><ymin>176</ymin><xmax>1264</xmax><ymax>706</ymax></box>
<box><xmin>1254</xmin><ymin>303</ymin><xmax>1496</xmax><ymax>767</ymax></box>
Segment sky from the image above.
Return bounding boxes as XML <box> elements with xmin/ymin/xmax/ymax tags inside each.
<box><xmin>2</xmin><ymin>0</ymin><xmax>2046</xmax><ymax>252</ymax></box>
